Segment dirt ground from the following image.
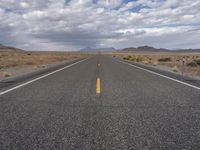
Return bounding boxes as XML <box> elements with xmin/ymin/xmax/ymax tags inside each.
<box><xmin>0</xmin><ymin>51</ymin><xmax>89</xmax><ymax>80</ymax></box>
<box><xmin>109</xmin><ymin>52</ymin><xmax>200</xmax><ymax>79</ymax></box>
<box><xmin>1</xmin><ymin>51</ymin><xmax>199</xmax><ymax>80</ymax></box>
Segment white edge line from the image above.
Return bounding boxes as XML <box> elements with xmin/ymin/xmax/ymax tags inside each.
<box><xmin>0</xmin><ymin>57</ymin><xmax>90</xmax><ymax>96</ymax></box>
<box><xmin>118</xmin><ymin>60</ymin><xmax>200</xmax><ymax>90</ymax></box>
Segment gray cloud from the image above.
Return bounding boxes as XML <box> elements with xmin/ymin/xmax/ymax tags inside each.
<box><xmin>0</xmin><ymin>0</ymin><xmax>200</xmax><ymax>50</ymax></box>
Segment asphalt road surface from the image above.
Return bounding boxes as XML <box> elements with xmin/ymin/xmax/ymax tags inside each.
<box><xmin>0</xmin><ymin>55</ymin><xmax>200</xmax><ymax>150</ymax></box>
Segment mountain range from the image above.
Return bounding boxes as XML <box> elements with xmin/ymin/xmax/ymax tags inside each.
<box><xmin>122</xmin><ymin>46</ymin><xmax>200</xmax><ymax>53</ymax></box>
<box><xmin>81</xmin><ymin>47</ymin><xmax>116</xmax><ymax>51</ymax></box>
<box><xmin>0</xmin><ymin>44</ymin><xmax>23</xmax><ymax>52</ymax></box>
<box><xmin>0</xmin><ymin>44</ymin><xmax>200</xmax><ymax>53</ymax></box>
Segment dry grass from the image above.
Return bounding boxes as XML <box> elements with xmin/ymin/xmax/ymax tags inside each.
<box><xmin>110</xmin><ymin>52</ymin><xmax>200</xmax><ymax>78</ymax></box>
<box><xmin>0</xmin><ymin>51</ymin><xmax>89</xmax><ymax>69</ymax></box>
<box><xmin>2</xmin><ymin>71</ymin><xmax>12</xmax><ymax>78</ymax></box>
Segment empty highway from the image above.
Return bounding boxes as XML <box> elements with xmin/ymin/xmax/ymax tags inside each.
<box><xmin>0</xmin><ymin>55</ymin><xmax>200</xmax><ymax>150</ymax></box>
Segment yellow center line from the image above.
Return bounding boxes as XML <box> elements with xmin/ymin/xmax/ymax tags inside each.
<box><xmin>96</xmin><ymin>77</ymin><xmax>101</xmax><ymax>96</ymax></box>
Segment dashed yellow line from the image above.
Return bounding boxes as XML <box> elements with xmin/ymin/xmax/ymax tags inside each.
<box><xmin>96</xmin><ymin>77</ymin><xmax>101</xmax><ymax>96</ymax></box>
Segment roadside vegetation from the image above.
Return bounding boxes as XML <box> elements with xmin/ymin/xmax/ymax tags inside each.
<box><xmin>117</xmin><ymin>53</ymin><xmax>200</xmax><ymax>78</ymax></box>
<box><xmin>0</xmin><ymin>51</ymin><xmax>88</xmax><ymax>69</ymax></box>
<box><xmin>187</xmin><ymin>59</ymin><xmax>200</xmax><ymax>67</ymax></box>
<box><xmin>0</xmin><ymin>51</ymin><xmax>89</xmax><ymax>79</ymax></box>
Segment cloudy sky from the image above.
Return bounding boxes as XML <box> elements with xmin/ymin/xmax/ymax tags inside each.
<box><xmin>0</xmin><ymin>0</ymin><xmax>200</xmax><ymax>51</ymax></box>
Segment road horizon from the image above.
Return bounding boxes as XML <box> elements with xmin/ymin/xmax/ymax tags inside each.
<box><xmin>0</xmin><ymin>55</ymin><xmax>200</xmax><ymax>149</ymax></box>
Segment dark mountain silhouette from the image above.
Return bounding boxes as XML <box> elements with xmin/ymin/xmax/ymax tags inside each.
<box><xmin>0</xmin><ymin>44</ymin><xmax>24</xmax><ymax>52</ymax></box>
<box><xmin>174</xmin><ymin>49</ymin><xmax>200</xmax><ymax>53</ymax></box>
<box><xmin>81</xmin><ymin>47</ymin><xmax>116</xmax><ymax>51</ymax></box>
<box><xmin>122</xmin><ymin>46</ymin><xmax>170</xmax><ymax>52</ymax></box>
<box><xmin>122</xmin><ymin>46</ymin><xmax>200</xmax><ymax>53</ymax></box>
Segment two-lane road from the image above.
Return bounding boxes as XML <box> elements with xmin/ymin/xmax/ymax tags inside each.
<box><xmin>0</xmin><ymin>55</ymin><xmax>200</xmax><ymax>149</ymax></box>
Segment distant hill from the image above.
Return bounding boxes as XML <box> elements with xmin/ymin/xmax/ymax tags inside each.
<box><xmin>122</xmin><ymin>46</ymin><xmax>200</xmax><ymax>53</ymax></box>
<box><xmin>81</xmin><ymin>47</ymin><xmax>116</xmax><ymax>51</ymax></box>
<box><xmin>0</xmin><ymin>44</ymin><xmax>24</xmax><ymax>52</ymax></box>
<box><xmin>122</xmin><ymin>46</ymin><xmax>170</xmax><ymax>53</ymax></box>
<box><xmin>174</xmin><ymin>49</ymin><xmax>200</xmax><ymax>53</ymax></box>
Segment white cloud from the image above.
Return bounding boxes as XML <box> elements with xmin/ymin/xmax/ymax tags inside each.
<box><xmin>0</xmin><ymin>0</ymin><xmax>200</xmax><ymax>50</ymax></box>
<box><xmin>20</xmin><ymin>2</ymin><xmax>30</xmax><ymax>8</ymax></box>
<box><xmin>97</xmin><ymin>0</ymin><xmax>123</xmax><ymax>9</ymax></box>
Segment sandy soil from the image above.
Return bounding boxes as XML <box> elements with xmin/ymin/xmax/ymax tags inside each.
<box><xmin>0</xmin><ymin>51</ymin><xmax>89</xmax><ymax>81</ymax></box>
<box><xmin>109</xmin><ymin>52</ymin><xmax>200</xmax><ymax>79</ymax></box>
